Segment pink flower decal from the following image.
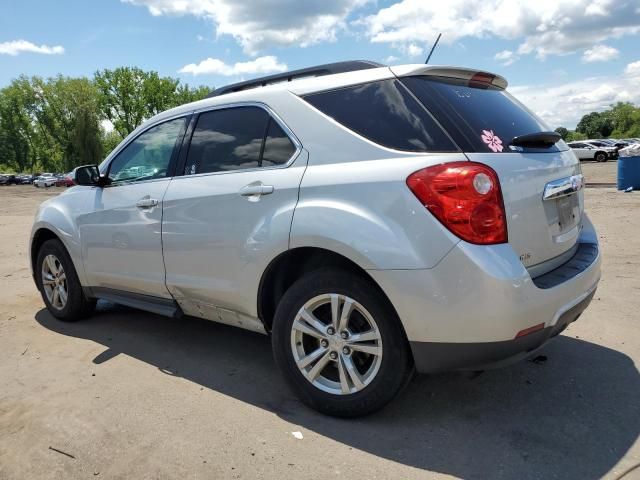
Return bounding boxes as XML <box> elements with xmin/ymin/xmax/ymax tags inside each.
<box><xmin>481</xmin><ymin>130</ymin><xmax>504</xmax><ymax>152</ymax></box>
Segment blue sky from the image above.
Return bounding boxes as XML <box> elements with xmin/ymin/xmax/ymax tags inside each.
<box><xmin>1</xmin><ymin>0</ymin><xmax>640</xmax><ymax>128</ymax></box>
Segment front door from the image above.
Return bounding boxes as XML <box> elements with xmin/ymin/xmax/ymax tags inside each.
<box><xmin>162</xmin><ymin>105</ymin><xmax>306</xmax><ymax>329</ymax></box>
<box><xmin>78</xmin><ymin>116</ymin><xmax>187</xmax><ymax>298</ymax></box>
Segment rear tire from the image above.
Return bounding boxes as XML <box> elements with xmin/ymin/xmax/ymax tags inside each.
<box><xmin>595</xmin><ymin>151</ymin><xmax>607</xmax><ymax>162</ymax></box>
<box><xmin>36</xmin><ymin>239</ymin><xmax>96</xmax><ymax>322</ymax></box>
<box><xmin>271</xmin><ymin>268</ymin><xmax>414</xmax><ymax>417</ymax></box>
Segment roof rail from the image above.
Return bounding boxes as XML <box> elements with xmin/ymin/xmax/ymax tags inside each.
<box><xmin>207</xmin><ymin>60</ymin><xmax>385</xmax><ymax>98</ymax></box>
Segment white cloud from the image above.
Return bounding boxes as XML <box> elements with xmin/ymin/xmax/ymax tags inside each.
<box><xmin>509</xmin><ymin>65</ymin><xmax>640</xmax><ymax>128</ymax></box>
<box><xmin>123</xmin><ymin>0</ymin><xmax>370</xmax><ymax>55</ymax></box>
<box><xmin>404</xmin><ymin>43</ymin><xmax>423</xmax><ymax>57</ymax></box>
<box><xmin>582</xmin><ymin>44</ymin><xmax>619</xmax><ymax>62</ymax></box>
<box><xmin>0</xmin><ymin>39</ymin><xmax>64</xmax><ymax>56</ymax></box>
<box><xmin>585</xmin><ymin>0</ymin><xmax>610</xmax><ymax>16</ymax></box>
<box><xmin>357</xmin><ymin>0</ymin><xmax>640</xmax><ymax>60</ymax></box>
<box><xmin>385</xmin><ymin>55</ymin><xmax>399</xmax><ymax>63</ymax></box>
<box><xmin>179</xmin><ymin>55</ymin><xmax>287</xmax><ymax>76</ymax></box>
<box><xmin>494</xmin><ymin>49</ymin><xmax>518</xmax><ymax>66</ymax></box>
<box><xmin>624</xmin><ymin>60</ymin><xmax>640</xmax><ymax>76</ymax></box>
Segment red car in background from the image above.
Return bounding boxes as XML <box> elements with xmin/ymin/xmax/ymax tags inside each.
<box><xmin>55</xmin><ymin>173</ymin><xmax>75</xmax><ymax>187</ymax></box>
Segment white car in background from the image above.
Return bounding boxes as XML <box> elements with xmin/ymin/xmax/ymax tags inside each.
<box><xmin>567</xmin><ymin>141</ymin><xmax>617</xmax><ymax>162</ymax></box>
<box><xmin>34</xmin><ymin>174</ymin><xmax>57</xmax><ymax>188</ymax></box>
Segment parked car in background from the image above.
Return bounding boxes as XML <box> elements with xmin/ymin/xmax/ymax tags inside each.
<box><xmin>621</xmin><ymin>138</ymin><xmax>640</xmax><ymax>144</ymax></box>
<box><xmin>567</xmin><ymin>141</ymin><xmax>617</xmax><ymax>161</ymax></box>
<box><xmin>30</xmin><ymin>61</ymin><xmax>601</xmax><ymax>416</ymax></box>
<box><xmin>599</xmin><ymin>139</ymin><xmax>629</xmax><ymax>149</ymax></box>
<box><xmin>0</xmin><ymin>174</ymin><xmax>19</xmax><ymax>185</ymax></box>
<box><xmin>55</xmin><ymin>173</ymin><xmax>75</xmax><ymax>187</ymax></box>
<box><xmin>34</xmin><ymin>173</ymin><xmax>57</xmax><ymax>188</ymax></box>
<box><xmin>19</xmin><ymin>174</ymin><xmax>37</xmax><ymax>184</ymax></box>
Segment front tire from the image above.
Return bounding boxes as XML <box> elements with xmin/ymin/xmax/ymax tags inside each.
<box><xmin>36</xmin><ymin>239</ymin><xmax>95</xmax><ymax>322</ymax></box>
<box><xmin>272</xmin><ymin>268</ymin><xmax>414</xmax><ymax>417</ymax></box>
<box><xmin>595</xmin><ymin>151</ymin><xmax>607</xmax><ymax>162</ymax></box>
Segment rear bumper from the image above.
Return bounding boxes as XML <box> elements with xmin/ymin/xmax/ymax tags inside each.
<box><xmin>409</xmin><ymin>289</ymin><xmax>595</xmax><ymax>372</ymax></box>
<box><xmin>368</xmin><ymin>214</ymin><xmax>601</xmax><ymax>373</ymax></box>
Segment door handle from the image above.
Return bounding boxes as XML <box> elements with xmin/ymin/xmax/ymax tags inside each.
<box><xmin>239</xmin><ymin>184</ymin><xmax>274</xmax><ymax>196</ymax></box>
<box><xmin>136</xmin><ymin>197</ymin><xmax>159</xmax><ymax>208</ymax></box>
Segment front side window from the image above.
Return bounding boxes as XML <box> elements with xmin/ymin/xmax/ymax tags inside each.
<box><xmin>303</xmin><ymin>79</ymin><xmax>456</xmax><ymax>152</ymax></box>
<box><xmin>108</xmin><ymin>117</ymin><xmax>186</xmax><ymax>183</ymax></box>
<box><xmin>184</xmin><ymin>106</ymin><xmax>297</xmax><ymax>175</ymax></box>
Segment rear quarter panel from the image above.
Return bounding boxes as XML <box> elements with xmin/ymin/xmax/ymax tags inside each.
<box><xmin>290</xmin><ymin>155</ymin><xmax>462</xmax><ymax>270</ymax></box>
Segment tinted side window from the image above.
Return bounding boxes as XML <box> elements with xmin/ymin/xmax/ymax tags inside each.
<box><xmin>262</xmin><ymin>119</ymin><xmax>296</xmax><ymax>167</ymax></box>
<box><xmin>303</xmin><ymin>80</ymin><xmax>456</xmax><ymax>152</ymax></box>
<box><xmin>108</xmin><ymin>117</ymin><xmax>186</xmax><ymax>183</ymax></box>
<box><xmin>186</xmin><ymin>107</ymin><xmax>269</xmax><ymax>174</ymax></box>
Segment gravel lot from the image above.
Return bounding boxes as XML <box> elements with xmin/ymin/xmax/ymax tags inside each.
<box><xmin>0</xmin><ymin>160</ymin><xmax>638</xmax><ymax>480</ymax></box>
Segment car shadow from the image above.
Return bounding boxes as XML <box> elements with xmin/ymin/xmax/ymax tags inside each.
<box><xmin>35</xmin><ymin>304</ymin><xmax>640</xmax><ymax>480</ymax></box>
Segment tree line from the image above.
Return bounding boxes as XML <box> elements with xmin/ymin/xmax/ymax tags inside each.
<box><xmin>555</xmin><ymin>102</ymin><xmax>640</xmax><ymax>142</ymax></box>
<box><xmin>0</xmin><ymin>67</ymin><xmax>210</xmax><ymax>173</ymax></box>
<box><xmin>3</xmin><ymin>70</ymin><xmax>639</xmax><ymax>174</ymax></box>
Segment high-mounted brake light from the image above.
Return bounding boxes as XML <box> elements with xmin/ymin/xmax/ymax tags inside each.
<box><xmin>406</xmin><ymin>162</ymin><xmax>507</xmax><ymax>245</ymax></box>
<box><xmin>469</xmin><ymin>72</ymin><xmax>495</xmax><ymax>89</ymax></box>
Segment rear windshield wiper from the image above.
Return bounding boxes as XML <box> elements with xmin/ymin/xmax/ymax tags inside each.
<box><xmin>510</xmin><ymin>131</ymin><xmax>561</xmax><ymax>149</ymax></box>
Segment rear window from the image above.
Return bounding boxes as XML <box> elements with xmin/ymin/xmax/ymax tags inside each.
<box><xmin>262</xmin><ymin>119</ymin><xmax>297</xmax><ymax>167</ymax></box>
<box><xmin>401</xmin><ymin>76</ymin><xmax>567</xmax><ymax>153</ymax></box>
<box><xmin>303</xmin><ymin>79</ymin><xmax>456</xmax><ymax>153</ymax></box>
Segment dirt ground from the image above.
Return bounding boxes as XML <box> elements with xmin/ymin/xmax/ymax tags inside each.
<box><xmin>0</xmin><ymin>161</ymin><xmax>639</xmax><ymax>480</ymax></box>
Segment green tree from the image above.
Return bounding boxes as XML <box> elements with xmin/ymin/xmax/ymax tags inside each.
<box><xmin>30</xmin><ymin>75</ymin><xmax>103</xmax><ymax>171</ymax></box>
<box><xmin>0</xmin><ymin>68</ymin><xmax>211</xmax><ymax>173</ymax></box>
<box><xmin>576</xmin><ymin>111</ymin><xmax>614</xmax><ymax>138</ymax></box>
<box><xmin>608</xmin><ymin>102</ymin><xmax>640</xmax><ymax>138</ymax></box>
<box><xmin>94</xmin><ymin>67</ymin><xmax>149</xmax><ymax>137</ymax></box>
<box><xmin>94</xmin><ymin>67</ymin><xmax>210</xmax><ymax>138</ymax></box>
<box><xmin>565</xmin><ymin>131</ymin><xmax>587</xmax><ymax>142</ymax></box>
<box><xmin>554</xmin><ymin>126</ymin><xmax>569</xmax><ymax>140</ymax></box>
<box><xmin>174</xmin><ymin>84</ymin><xmax>211</xmax><ymax>105</ymax></box>
<box><xmin>101</xmin><ymin>129</ymin><xmax>124</xmax><ymax>157</ymax></box>
<box><xmin>0</xmin><ymin>77</ymin><xmax>47</xmax><ymax>172</ymax></box>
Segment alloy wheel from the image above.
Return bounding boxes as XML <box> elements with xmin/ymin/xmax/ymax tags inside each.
<box><xmin>290</xmin><ymin>293</ymin><xmax>383</xmax><ymax>395</ymax></box>
<box><xmin>41</xmin><ymin>254</ymin><xmax>68</xmax><ymax>310</ymax></box>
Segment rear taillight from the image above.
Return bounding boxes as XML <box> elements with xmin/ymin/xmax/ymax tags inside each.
<box><xmin>406</xmin><ymin>161</ymin><xmax>507</xmax><ymax>245</ymax></box>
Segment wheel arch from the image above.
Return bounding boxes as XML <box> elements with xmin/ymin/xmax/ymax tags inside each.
<box><xmin>257</xmin><ymin>246</ymin><xmax>406</xmax><ymax>338</ymax></box>
<box><xmin>31</xmin><ymin>228</ymin><xmax>61</xmax><ymax>282</ymax></box>
<box><xmin>30</xmin><ymin>227</ymin><xmax>85</xmax><ymax>288</ymax></box>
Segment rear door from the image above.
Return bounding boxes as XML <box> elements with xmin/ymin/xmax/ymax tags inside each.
<box><xmin>401</xmin><ymin>75</ymin><xmax>583</xmax><ymax>273</ymax></box>
<box><xmin>161</xmin><ymin>105</ymin><xmax>306</xmax><ymax>330</ymax></box>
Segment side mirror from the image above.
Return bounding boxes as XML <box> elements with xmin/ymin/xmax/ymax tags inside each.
<box><xmin>74</xmin><ymin>165</ymin><xmax>108</xmax><ymax>186</ymax></box>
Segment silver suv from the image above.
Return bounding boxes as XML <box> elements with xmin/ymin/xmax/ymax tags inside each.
<box><xmin>30</xmin><ymin>61</ymin><xmax>601</xmax><ymax>417</ymax></box>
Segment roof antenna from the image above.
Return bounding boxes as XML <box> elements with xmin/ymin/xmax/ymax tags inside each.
<box><xmin>425</xmin><ymin>33</ymin><xmax>442</xmax><ymax>64</ymax></box>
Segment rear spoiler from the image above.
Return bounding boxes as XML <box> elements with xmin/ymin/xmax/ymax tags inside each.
<box><xmin>390</xmin><ymin>65</ymin><xmax>508</xmax><ymax>89</ymax></box>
